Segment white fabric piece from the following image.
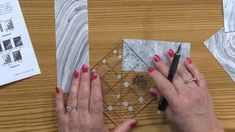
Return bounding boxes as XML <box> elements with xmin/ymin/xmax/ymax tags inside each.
<box><xmin>122</xmin><ymin>39</ymin><xmax>191</xmax><ymax>72</ymax></box>
<box><xmin>55</xmin><ymin>0</ymin><xmax>89</xmax><ymax>92</ymax></box>
<box><xmin>223</xmin><ymin>0</ymin><xmax>235</xmax><ymax>32</ymax></box>
<box><xmin>204</xmin><ymin>28</ymin><xmax>235</xmax><ymax>82</ymax></box>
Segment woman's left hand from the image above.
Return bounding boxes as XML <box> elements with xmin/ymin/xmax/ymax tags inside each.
<box><xmin>55</xmin><ymin>64</ymin><xmax>138</xmax><ymax>132</ymax></box>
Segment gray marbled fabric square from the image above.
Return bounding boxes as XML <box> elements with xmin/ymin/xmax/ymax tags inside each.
<box><xmin>123</xmin><ymin>39</ymin><xmax>191</xmax><ymax>72</ymax></box>
<box><xmin>204</xmin><ymin>28</ymin><xmax>235</xmax><ymax>82</ymax></box>
<box><xmin>55</xmin><ymin>0</ymin><xmax>89</xmax><ymax>92</ymax></box>
<box><xmin>223</xmin><ymin>0</ymin><xmax>235</xmax><ymax>32</ymax></box>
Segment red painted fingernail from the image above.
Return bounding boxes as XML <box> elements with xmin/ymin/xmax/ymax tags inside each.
<box><xmin>91</xmin><ymin>72</ymin><xmax>97</xmax><ymax>80</ymax></box>
<box><xmin>56</xmin><ymin>87</ymin><xmax>60</xmax><ymax>94</ymax></box>
<box><xmin>147</xmin><ymin>67</ymin><xmax>155</xmax><ymax>73</ymax></box>
<box><xmin>130</xmin><ymin>121</ymin><xmax>138</xmax><ymax>128</ymax></box>
<box><xmin>168</xmin><ymin>49</ymin><xmax>175</xmax><ymax>58</ymax></box>
<box><xmin>186</xmin><ymin>57</ymin><xmax>192</xmax><ymax>64</ymax></box>
<box><xmin>82</xmin><ymin>64</ymin><xmax>88</xmax><ymax>73</ymax></box>
<box><xmin>73</xmin><ymin>70</ymin><xmax>79</xmax><ymax>79</ymax></box>
<box><xmin>154</xmin><ymin>55</ymin><xmax>161</xmax><ymax>62</ymax></box>
<box><xmin>149</xmin><ymin>92</ymin><xmax>157</xmax><ymax>97</ymax></box>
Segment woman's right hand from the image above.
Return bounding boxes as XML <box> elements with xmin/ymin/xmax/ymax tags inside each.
<box><xmin>148</xmin><ymin>49</ymin><xmax>224</xmax><ymax>132</ymax></box>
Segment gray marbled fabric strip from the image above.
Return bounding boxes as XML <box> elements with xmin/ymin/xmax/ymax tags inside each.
<box><xmin>123</xmin><ymin>39</ymin><xmax>191</xmax><ymax>72</ymax></box>
<box><xmin>204</xmin><ymin>28</ymin><xmax>235</xmax><ymax>82</ymax></box>
<box><xmin>55</xmin><ymin>0</ymin><xmax>89</xmax><ymax>92</ymax></box>
<box><xmin>223</xmin><ymin>0</ymin><xmax>235</xmax><ymax>32</ymax></box>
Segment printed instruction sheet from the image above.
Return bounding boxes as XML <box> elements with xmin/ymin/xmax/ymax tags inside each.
<box><xmin>0</xmin><ymin>0</ymin><xmax>40</xmax><ymax>86</ymax></box>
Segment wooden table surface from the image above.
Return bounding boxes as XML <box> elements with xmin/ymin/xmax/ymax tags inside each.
<box><xmin>0</xmin><ymin>0</ymin><xmax>234</xmax><ymax>131</ymax></box>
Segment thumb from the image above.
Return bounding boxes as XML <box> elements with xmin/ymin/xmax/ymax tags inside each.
<box><xmin>113</xmin><ymin>119</ymin><xmax>138</xmax><ymax>132</ymax></box>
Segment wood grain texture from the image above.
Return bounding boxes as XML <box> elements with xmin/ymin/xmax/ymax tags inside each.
<box><xmin>0</xmin><ymin>0</ymin><xmax>234</xmax><ymax>131</ymax></box>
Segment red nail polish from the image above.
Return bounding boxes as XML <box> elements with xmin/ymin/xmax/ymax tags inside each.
<box><xmin>73</xmin><ymin>70</ymin><xmax>79</xmax><ymax>79</ymax></box>
<box><xmin>149</xmin><ymin>92</ymin><xmax>157</xmax><ymax>97</ymax></box>
<box><xmin>130</xmin><ymin>121</ymin><xmax>138</xmax><ymax>128</ymax></box>
<box><xmin>56</xmin><ymin>87</ymin><xmax>60</xmax><ymax>94</ymax></box>
<box><xmin>147</xmin><ymin>67</ymin><xmax>155</xmax><ymax>73</ymax></box>
<box><xmin>91</xmin><ymin>72</ymin><xmax>97</xmax><ymax>80</ymax></box>
<box><xmin>186</xmin><ymin>57</ymin><xmax>192</xmax><ymax>64</ymax></box>
<box><xmin>154</xmin><ymin>55</ymin><xmax>161</xmax><ymax>62</ymax></box>
<box><xmin>168</xmin><ymin>49</ymin><xmax>175</xmax><ymax>58</ymax></box>
<box><xmin>82</xmin><ymin>64</ymin><xmax>88</xmax><ymax>73</ymax></box>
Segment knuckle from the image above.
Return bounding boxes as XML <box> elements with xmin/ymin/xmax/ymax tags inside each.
<box><xmin>160</xmin><ymin>85</ymin><xmax>171</xmax><ymax>94</ymax></box>
<box><xmin>80</xmin><ymin>120</ymin><xmax>90</xmax><ymax>129</ymax></box>
<box><xmin>68</xmin><ymin>92</ymin><xmax>77</xmax><ymax>103</ymax></box>
<box><xmin>77</xmin><ymin>99</ymin><xmax>88</xmax><ymax>112</ymax></box>
<box><xmin>173</xmin><ymin>75</ymin><xmax>182</xmax><ymax>83</ymax></box>
<box><xmin>93</xmin><ymin>95</ymin><xmax>103</xmax><ymax>105</ymax></box>
<box><xmin>172</xmin><ymin>80</ymin><xmax>181</xmax><ymax>87</ymax></box>
<box><xmin>78</xmin><ymin>105</ymin><xmax>87</xmax><ymax>111</ymax></box>
<box><xmin>78</xmin><ymin>116</ymin><xmax>91</xmax><ymax>129</ymax></box>
<box><xmin>92</xmin><ymin>107</ymin><xmax>102</xmax><ymax>114</ymax></box>
<box><xmin>91</xmin><ymin>98</ymin><xmax>103</xmax><ymax>113</ymax></box>
<box><xmin>157</xmin><ymin>66</ymin><xmax>168</xmax><ymax>77</ymax></box>
<box><xmin>72</xmin><ymin>78</ymin><xmax>79</xmax><ymax>85</ymax></box>
<box><xmin>190</xmin><ymin>91</ymin><xmax>203</xmax><ymax>103</ymax></box>
<box><xmin>82</xmin><ymin>73</ymin><xmax>90</xmax><ymax>81</ymax></box>
<box><xmin>91</xmin><ymin>103</ymin><xmax>102</xmax><ymax>112</ymax></box>
<box><xmin>71</xmin><ymin>116</ymin><xmax>79</xmax><ymax>124</ymax></box>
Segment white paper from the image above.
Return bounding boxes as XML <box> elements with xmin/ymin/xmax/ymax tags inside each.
<box><xmin>0</xmin><ymin>0</ymin><xmax>40</xmax><ymax>86</ymax></box>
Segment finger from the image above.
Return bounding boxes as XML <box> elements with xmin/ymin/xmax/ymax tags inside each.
<box><xmin>113</xmin><ymin>119</ymin><xmax>138</xmax><ymax>132</ymax></box>
<box><xmin>90</xmin><ymin>72</ymin><xmax>103</xmax><ymax>121</ymax></box>
<box><xmin>149</xmin><ymin>87</ymin><xmax>160</xmax><ymax>100</ymax></box>
<box><xmin>56</xmin><ymin>87</ymin><xmax>65</xmax><ymax>122</ymax></box>
<box><xmin>185</xmin><ymin>57</ymin><xmax>207</xmax><ymax>88</ymax></box>
<box><xmin>148</xmin><ymin>67</ymin><xmax>178</xmax><ymax>105</ymax></box>
<box><xmin>153</xmin><ymin>54</ymin><xmax>187</xmax><ymax>93</ymax></box>
<box><xmin>167</xmin><ymin>49</ymin><xmax>198</xmax><ymax>88</ymax></box>
<box><xmin>67</xmin><ymin>70</ymin><xmax>80</xmax><ymax>108</ymax></box>
<box><xmin>77</xmin><ymin>64</ymin><xmax>91</xmax><ymax>112</ymax></box>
